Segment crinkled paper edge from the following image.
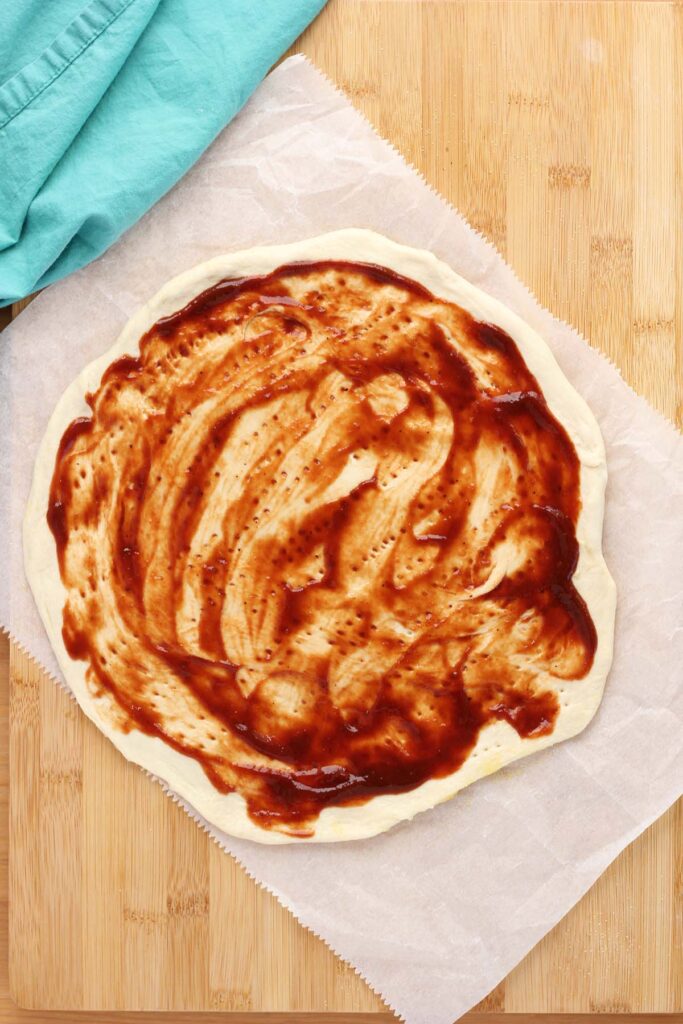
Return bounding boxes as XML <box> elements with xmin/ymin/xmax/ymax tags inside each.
<box><xmin>6</xmin><ymin>53</ymin><xmax>682</xmax><ymax>1022</ymax></box>
<box><xmin>292</xmin><ymin>55</ymin><xmax>680</xmax><ymax>436</ymax></box>
<box><xmin>2</xmin><ymin>624</ymin><xmax>395</xmax><ymax>1015</ymax></box>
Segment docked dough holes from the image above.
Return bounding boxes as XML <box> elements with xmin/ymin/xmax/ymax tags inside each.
<box><xmin>45</xmin><ymin>257</ymin><xmax>596</xmax><ymax>835</ymax></box>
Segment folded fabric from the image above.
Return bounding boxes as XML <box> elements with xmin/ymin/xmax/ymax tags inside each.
<box><xmin>0</xmin><ymin>0</ymin><xmax>326</xmax><ymax>306</ymax></box>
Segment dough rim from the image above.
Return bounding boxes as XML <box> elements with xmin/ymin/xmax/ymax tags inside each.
<box><xmin>23</xmin><ymin>228</ymin><xmax>617</xmax><ymax>844</ymax></box>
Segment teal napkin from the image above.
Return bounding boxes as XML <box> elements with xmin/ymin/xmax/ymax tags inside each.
<box><xmin>0</xmin><ymin>0</ymin><xmax>326</xmax><ymax>306</ymax></box>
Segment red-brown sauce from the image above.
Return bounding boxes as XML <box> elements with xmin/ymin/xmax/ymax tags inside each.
<box><xmin>48</xmin><ymin>260</ymin><xmax>596</xmax><ymax>834</ymax></box>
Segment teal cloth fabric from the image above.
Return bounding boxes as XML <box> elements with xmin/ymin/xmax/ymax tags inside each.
<box><xmin>0</xmin><ymin>0</ymin><xmax>326</xmax><ymax>306</ymax></box>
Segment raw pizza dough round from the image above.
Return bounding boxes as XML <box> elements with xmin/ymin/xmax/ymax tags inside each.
<box><xmin>24</xmin><ymin>229</ymin><xmax>616</xmax><ymax>843</ymax></box>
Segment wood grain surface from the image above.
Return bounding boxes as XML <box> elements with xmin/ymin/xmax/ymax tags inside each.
<box><xmin>3</xmin><ymin>1</ymin><xmax>682</xmax><ymax>1020</ymax></box>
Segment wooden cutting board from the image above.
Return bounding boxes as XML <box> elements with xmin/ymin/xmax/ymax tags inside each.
<box><xmin>6</xmin><ymin>0</ymin><xmax>682</xmax><ymax>1016</ymax></box>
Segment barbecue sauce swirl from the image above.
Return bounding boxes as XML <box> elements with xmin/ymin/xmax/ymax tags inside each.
<box><xmin>48</xmin><ymin>261</ymin><xmax>596</xmax><ymax>835</ymax></box>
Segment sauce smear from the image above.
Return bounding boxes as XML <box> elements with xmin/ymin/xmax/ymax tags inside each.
<box><xmin>48</xmin><ymin>260</ymin><xmax>596</xmax><ymax>834</ymax></box>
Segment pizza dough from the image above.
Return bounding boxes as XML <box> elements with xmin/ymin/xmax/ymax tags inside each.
<box><xmin>24</xmin><ymin>229</ymin><xmax>616</xmax><ymax>843</ymax></box>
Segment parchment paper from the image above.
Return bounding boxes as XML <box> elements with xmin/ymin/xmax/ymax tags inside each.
<box><xmin>1</xmin><ymin>56</ymin><xmax>681</xmax><ymax>1024</ymax></box>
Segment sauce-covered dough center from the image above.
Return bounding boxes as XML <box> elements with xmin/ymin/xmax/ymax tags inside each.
<box><xmin>48</xmin><ymin>261</ymin><xmax>596</xmax><ymax>835</ymax></box>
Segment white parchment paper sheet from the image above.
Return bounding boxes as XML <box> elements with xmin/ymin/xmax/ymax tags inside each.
<box><xmin>1</xmin><ymin>57</ymin><xmax>682</xmax><ymax>1024</ymax></box>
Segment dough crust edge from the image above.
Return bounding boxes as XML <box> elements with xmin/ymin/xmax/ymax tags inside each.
<box><xmin>23</xmin><ymin>228</ymin><xmax>617</xmax><ymax>844</ymax></box>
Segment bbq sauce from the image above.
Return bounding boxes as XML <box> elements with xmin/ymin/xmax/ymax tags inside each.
<box><xmin>48</xmin><ymin>261</ymin><xmax>596</xmax><ymax>833</ymax></box>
